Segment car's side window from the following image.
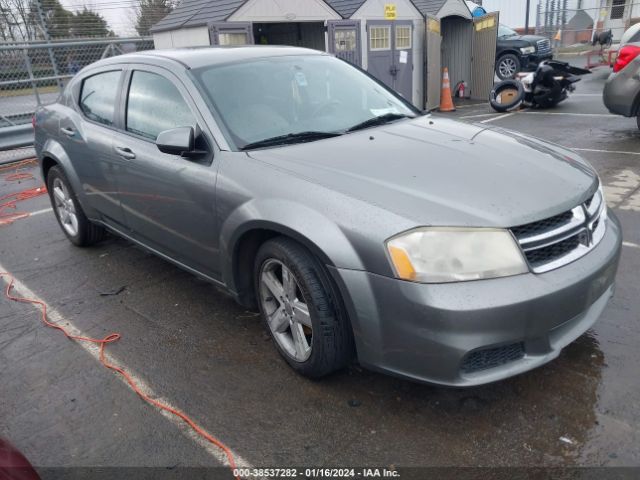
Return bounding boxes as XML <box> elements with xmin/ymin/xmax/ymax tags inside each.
<box><xmin>79</xmin><ymin>70</ymin><xmax>121</xmax><ymax>126</ymax></box>
<box><xmin>126</xmin><ymin>70</ymin><xmax>196</xmax><ymax>141</ymax></box>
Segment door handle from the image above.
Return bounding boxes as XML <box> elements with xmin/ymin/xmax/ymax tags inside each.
<box><xmin>61</xmin><ymin>127</ymin><xmax>76</xmax><ymax>137</ymax></box>
<box><xmin>115</xmin><ymin>146</ymin><xmax>136</xmax><ymax>160</ymax></box>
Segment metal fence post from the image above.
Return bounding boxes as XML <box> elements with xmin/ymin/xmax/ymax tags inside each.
<box><xmin>22</xmin><ymin>48</ymin><xmax>41</xmax><ymax>106</ymax></box>
<box><xmin>34</xmin><ymin>0</ymin><xmax>64</xmax><ymax>91</ymax></box>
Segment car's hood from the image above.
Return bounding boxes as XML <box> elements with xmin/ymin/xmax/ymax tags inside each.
<box><xmin>503</xmin><ymin>34</ymin><xmax>546</xmax><ymax>44</ymax></box>
<box><xmin>247</xmin><ymin>116</ymin><xmax>598</xmax><ymax>227</ymax></box>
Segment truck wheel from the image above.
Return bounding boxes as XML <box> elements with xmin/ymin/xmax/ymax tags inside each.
<box><xmin>255</xmin><ymin>237</ymin><xmax>354</xmax><ymax>378</ymax></box>
<box><xmin>496</xmin><ymin>54</ymin><xmax>521</xmax><ymax>80</ymax></box>
<box><xmin>47</xmin><ymin>165</ymin><xmax>105</xmax><ymax>247</ymax></box>
<box><xmin>490</xmin><ymin>80</ymin><xmax>525</xmax><ymax>112</ymax></box>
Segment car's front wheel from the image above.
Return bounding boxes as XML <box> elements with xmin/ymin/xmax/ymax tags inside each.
<box><xmin>47</xmin><ymin>165</ymin><xmax>105</xmax><ymax>247</ymax></box>
<box><xmin>496</xmin><ymin>54</ymin><xmax>521</xmax><ymax>80</ymax></box>
<box><xmin>254</xmin><ymin>237</ymin><xmax>354</xmax><ymax>378</ymax></box>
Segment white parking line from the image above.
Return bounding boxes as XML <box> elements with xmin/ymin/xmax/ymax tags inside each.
<box><xmin>29</xmin><ymin>207</ymin><xmax>53</xmax><ymax>216</ymax></box>
<box><xmin>460</xmin><ymin>113</ymin><xmax>503</xmax><ymax>119</ymax></box>
<box><xmin>0</xmin><ymin>265</ymin><xmax>254</xmax><ymax>470</ymax></box>
<box><xmin>480</xmin><ymin>112</ymin><xmax>517</xmax><ymax>123</ymax></box>
<box><xmin>518</xmin><ymin>111</ymin><xmax>614</xmax><ymax>118</ymax></box>
<box><xmin>623</xmin><ymin>241</ymin><xmax>640</xmax><ymax>250</ymax></box>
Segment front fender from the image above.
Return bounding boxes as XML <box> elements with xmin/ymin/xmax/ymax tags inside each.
<box><xmin>220</xmin><ymin>198</ymin><xmax>366</xmax><ymax>293</ymax></box>
<box><xmin>41</xmin><ymin>138</ymin><xmax>97</xmax><ymax>218</ymax></box>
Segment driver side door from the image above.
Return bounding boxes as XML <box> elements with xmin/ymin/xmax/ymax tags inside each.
<box><xmin>114</xmin><ymin>65</ymin><xmax>221</xmax><ymax>278</ymax></box>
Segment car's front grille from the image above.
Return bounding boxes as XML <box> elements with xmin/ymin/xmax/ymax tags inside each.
<box><xmin>510</xmin><ymin>188</ymin><xmax>607</xmax><ymax>273</ymax></box>
<box><xmin>511</xmin><ymin>210</ymin><xmax>573</xmax><ymax>238</ymax></box>
<box><xmin>461</xmin><ymin>342</ymin><xmax>525</xmax><ymax>374</ymax></box>
<box><xmin>537</xmin><ymin>38</ymin><xmax>552</xmax><ymax>54</ymax></box>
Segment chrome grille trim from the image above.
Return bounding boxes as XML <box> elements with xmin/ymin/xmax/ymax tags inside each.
<box><xmin>511</xmin><ymin>190</ymin><xmax>607</xmax><ymax>273</ymax></box>
<box><xmin>537</xmin><ymin>39</ymin><xmax>551</xmax><ymax>54</ymax></box>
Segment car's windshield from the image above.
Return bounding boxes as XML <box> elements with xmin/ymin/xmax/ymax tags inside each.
<box><xmin>498</xmin><ymin>24</ymin><xmax>518</xmax><ymax>38</ymax></box>
<box><xmin>191</xmin><ymin>55</ymin><xmax>418</xmax><ymax>150</ymax></box>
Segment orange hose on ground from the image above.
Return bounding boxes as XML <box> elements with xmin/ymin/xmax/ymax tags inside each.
<box><xmin>4</xmin><ymin>172</ymin><xmax>35</xmax><ymax>182</ymax></box>
<box><xmin>0</xmin><ymin>159</ymin><xmax>38</xmax><ymax>172</ymax></box>
<box><xmin>1</xmin><ymin>273</ymin><xmax>239</xmax><ymax>479</ymax></box>
<box><xmin>0</xmin><ymin>186</ymin><xmax>47</xmax><ymax>226</ymax></box>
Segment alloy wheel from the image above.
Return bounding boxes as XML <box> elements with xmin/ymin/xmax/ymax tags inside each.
<box><xmin>259</xmin><ymin>259</ymin><xmax>313</xmax><ymax>362</ymax></box>
<box><xmin>52</xmin><ymin>177</ymin><xmax>79</xmax><ymax>237</ymax></box>
<box><xmin>499</xmin><ymin>58</ymin><xmax>518</xmax><ymax>78</ymax></box>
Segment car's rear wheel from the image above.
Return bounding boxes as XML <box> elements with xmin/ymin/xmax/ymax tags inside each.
<box><xmin>637</xmin><ymin>112</ymin><xmax>640</xmax><ymax>131</ymax></box>
<box><xmin>255</xmin><ymin>237</ymin><xmax>354</xmax><ymax>378</ymax></box>
<box><xmin>496</xmin><ymin>54</ymin><xmax>521</xmax><ymax>80</ymax></box>
<box><xmin>47</xmin><ymin>165</ymin><xmax>105</xmax><ymax>247</ymax></box>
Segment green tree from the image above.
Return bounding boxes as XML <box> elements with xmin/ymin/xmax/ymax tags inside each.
<box><xmin>135</xmin><ymin>0</ymin><xmax>173</xmax><ymax>36</ymax></box>
<box><xmin>70</xmin><ymin>7</ymin><xmax>111</xmax><ymax>37</ymax></box>
<box><xmin>31</xmin><ymin>0</ymin><xmax>74</xmax><ymax>38</ymax></box>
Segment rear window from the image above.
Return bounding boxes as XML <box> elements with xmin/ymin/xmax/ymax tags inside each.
<box><xmin>79</xmin><ymin>71</ymin><xmax>121</xmax><ymax>126</ymax></box>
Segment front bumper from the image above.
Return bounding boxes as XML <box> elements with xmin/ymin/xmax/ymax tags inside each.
<box><xmin>521</xmin><ymin>52</ymin><xmax>553</xmax><ymax>70</ymax></box>
<box><xmin>329</xmin><ymin>212</ymin><xmax>622</xmax><ymax>387</ymax></box>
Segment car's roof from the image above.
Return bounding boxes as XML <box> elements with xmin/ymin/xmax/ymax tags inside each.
<box><xmin>97</xmin><ymin>46</ymin><xmax>328</xmax><ymax>70</ymax></box>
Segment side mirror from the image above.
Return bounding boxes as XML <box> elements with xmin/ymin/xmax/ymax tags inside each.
<box><xmin>156</xmin><ymin>127</ymin><xmax>195</xmax><ymax>156</ymax></box>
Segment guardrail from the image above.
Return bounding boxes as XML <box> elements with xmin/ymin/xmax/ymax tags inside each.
<box><xmin>0</xmin><ymin>124</ymin><xmax>33</xmax><ymax>152</ymax></box>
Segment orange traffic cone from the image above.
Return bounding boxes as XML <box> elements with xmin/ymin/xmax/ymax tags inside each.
<box><xmin>439</xmin><ymin>67</ymin><xmax>456</xmax><ymax>112</ymax></box>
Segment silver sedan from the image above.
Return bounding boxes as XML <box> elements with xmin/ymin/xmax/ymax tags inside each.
<box><xmin>35</xmin><ymin>47</ymin><xmax>621</xmax><ymax>386</ymax></box>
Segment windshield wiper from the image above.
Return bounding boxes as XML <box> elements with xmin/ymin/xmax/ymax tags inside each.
<box><xmin>345</xmin><ymin>113</ymin><xmax>414</xmax><ymax>133</ymax></box>
<box><xmin>240</xmin><ymin>131</ymin><xmax>342</xmax><ymax>150</ymax></box>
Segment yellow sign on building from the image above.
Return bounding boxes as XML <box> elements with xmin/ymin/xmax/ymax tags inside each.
<box><xmin>384</xmin><ymin>3</ymin><xmax>397</xmax><ymax>20</ymax></box>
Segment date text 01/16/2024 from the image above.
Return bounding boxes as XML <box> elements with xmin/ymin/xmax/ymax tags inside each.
<box><xmin>233</xmin><ymin>468</ymin><xmax>400</xmax><ymax>478</ymax></box>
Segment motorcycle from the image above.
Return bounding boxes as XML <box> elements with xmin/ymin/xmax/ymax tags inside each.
<box><xmin>489</xmin><ymin>60</ymin><xmax>591</xmax><ymax>112</ymax></box>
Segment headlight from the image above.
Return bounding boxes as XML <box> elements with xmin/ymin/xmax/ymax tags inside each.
<box><xmin>386</xmin><ymin>227</ymin><xmax>528</xmax><ymax>283</ymax></box>
<box><xmin>520</xmin><ymin>46</ymin><xmax>536</xmax><ymax>55</ymax></box>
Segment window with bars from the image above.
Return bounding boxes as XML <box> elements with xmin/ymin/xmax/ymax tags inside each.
<box><xmin>335</xmin><ymin>29</ymin><xmax>357</xmax><ymax>52</ymax></box>
<box><xmin>369</xmin><ymin>26</ymin><xmax>391</xmax><ymax>50</ymax></box>
<box><xmin>610</xmin><ymin>0</ymin><xmax>626</xmax><ymax>20</ymax></box>
<box><xmin>395</xmin><ymin>26</ymin><xmax>412</xmax><ymax>49</ymax></box>
<box><xmin>219</xmin><ymin>32</ymin><xmax>249</xmax><ymax>46</ymax></box>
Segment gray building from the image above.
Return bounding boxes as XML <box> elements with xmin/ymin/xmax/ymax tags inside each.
<box><xmin>150</xmin><ymin>0</ymin><xmax>498</xmax><ymax>108</ymax></box>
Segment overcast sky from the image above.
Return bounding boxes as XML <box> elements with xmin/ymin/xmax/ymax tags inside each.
<box><xmin>60</xmin><ymin>0</ymin><xmax>140</xmax><ymax>36</ymax></box>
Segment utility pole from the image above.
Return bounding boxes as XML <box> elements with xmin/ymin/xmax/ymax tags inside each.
<box><xmin>34</xmin><ymin>0</ymin><xmax>63</xmax><ymax>90</ymax></box>
<box><xmin>525</xmin><ymin>0</ymin><xmax>531</xmax><ymax>34</ymax></box>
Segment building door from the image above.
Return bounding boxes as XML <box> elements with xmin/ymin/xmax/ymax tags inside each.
<box><xmin>425</xmin><ymin>15</ymin><xmax>442</xmax><ymax>110</ymax></box>
<box><xmin>328</xmin><ymin>20</ymin><xmax>362</xmax><ymax>66</ymax></box>
<box><xmin>367</xmin><ymin>21</ymin><xmax>414</xmax><ymax>101</ymax></box>
<box><xmin>470</xmin><ymin>12</ymin><xmax>499</xmax><ymax>101</ymax></box>
<box><xmin>209</xmin><ymin>22</ymin><xmax>254</xmax><ymax>46</ymax></box>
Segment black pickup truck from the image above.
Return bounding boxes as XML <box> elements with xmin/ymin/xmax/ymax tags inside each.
<box><xmin>496</xmin><ymin>24</ymin><xmax>554</xmax><ymax>80</ymax></box>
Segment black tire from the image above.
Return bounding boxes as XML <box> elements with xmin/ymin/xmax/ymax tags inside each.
<box><xmin>490</xmin><ymin>80</ymin><xmax>525</xmax><ymax>113</ymax></box>
<box><xmin>46</xmin><ymin>165</ymin><xmax>105</xmax><ymax>247</ymax></box>
<box><xmin>637</xmin><ymin>113</ymin><xmax>640</xmax><ymax>131</ymax></box>
<box><xmin>496</xmin><ymin>54</ymin><xmax>521</xmax><ymax>80</ymax></box>
<box><xmin>254</xmin><ymin>237</ymin><xmax>354</xmax><ymax>378</ymax></box>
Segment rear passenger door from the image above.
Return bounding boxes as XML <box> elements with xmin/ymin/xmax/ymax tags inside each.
<box><xmin>115</xmin><ymin>66</ymin><xmax>221</xmax><ymax>278</ymax></box>
<box><xmin>61</xmin><ymin>68</ymin><xmax>128</xmax><ymax>228</ymax></box>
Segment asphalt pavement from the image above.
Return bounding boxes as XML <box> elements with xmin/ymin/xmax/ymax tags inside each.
<box><xmin>0</xmin><ymin>64</ymin><xmax>639</xmax><ymax>478</ymax></box>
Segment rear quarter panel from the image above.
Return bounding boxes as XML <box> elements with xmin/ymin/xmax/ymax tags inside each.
<box><xmin>36</xmin><ymin>103</ymin><xmax>99</xmax><ymax>218</ymax></box>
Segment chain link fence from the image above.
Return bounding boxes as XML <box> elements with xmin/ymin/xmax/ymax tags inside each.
<box><xmin>536</xmin><ymin>1</ymin><xmax>638</xmax><ymax>48</ymax></box>
<box><xmin>1</xmin><ymin>36</ymin><xmax>154</xmax><ymax>165</ymax></box>
<box><xmin>1</xmin><ymin>37</ymin><xmax>153</xmax><ymax>127</ymax></box>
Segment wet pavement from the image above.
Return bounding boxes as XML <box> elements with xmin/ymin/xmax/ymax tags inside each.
<box><xmin>0</xmin><ymin>63</ymin><xmax>639</xmax><ymax>476</ymax></box>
